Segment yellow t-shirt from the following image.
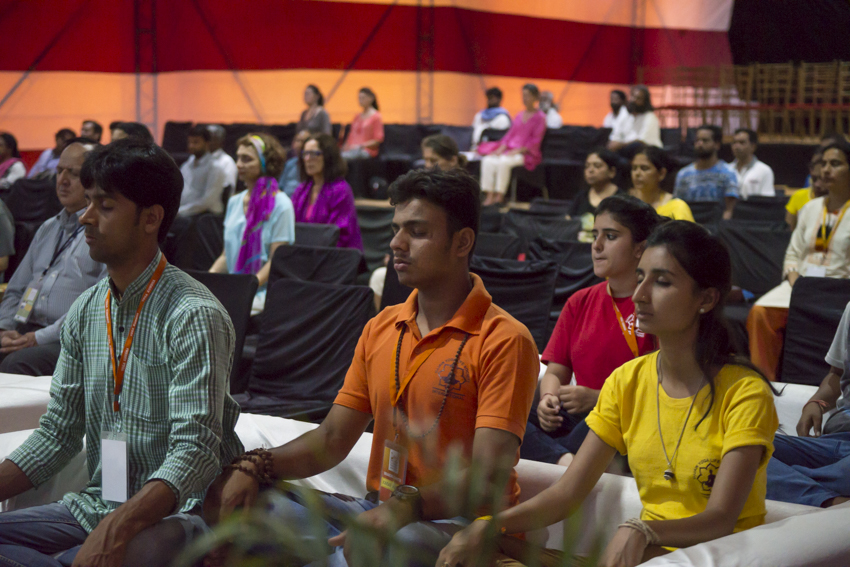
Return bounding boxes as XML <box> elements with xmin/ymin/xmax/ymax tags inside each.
<box><xmin>786</xmin><ymin>188</ymin><xmax>812</xmax><ymax>215</ymax></box>
<box><xmin>656</xmin><ymin>198</ymin><xmax>695</xmax><ymax>222</ymax></box>
<box><xmin>585</xmin><ymin>352</ymin><xmax>778</xmax><ymax>532</ymax></box>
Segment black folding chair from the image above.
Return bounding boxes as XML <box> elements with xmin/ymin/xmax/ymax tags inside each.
<box><xmin>470</xmin><ymin>256</ymin><xmax>558</xmax><ymax>351</ymax></box>
<box><xmin>732</xmin><ymin>197</ymin><xmax>789</xmax><ymax>224</ymax></box>
<box><xmin>716</xmin><ymin>220</ymin><xmax>792</xmax><ymax>356</ymax></box>
<box><xmin>526</xmin><ymin>238</ymin><xmax>602</xmax><ymax>330</ymax></box>
<box><xmin>295</xmin><ymin>223</ymin><xmax>340</xmax><ymax>247</ymax></box>
<box><xmin>185</xmin><ymin>271</ymin><xmax>259</xmax><ymax>394</ymax></box>
<box><xmin>3</xmin><ymin>177</ymin><xmax>62</xmax><ymax>279</ymax></box>
<box><xmin>685</xmin><ymin>201</ymin><xmax>724</xmax><ymax>225</ymax></box>
<box><xmin>529</xmin><ymin>198</ymin><xmax>573</xmax><ymax>215</ymax></box>
<box><xmin>380</xmin><ymin>258</ymin><xmax>414</xmax><ymax>310</ymax></box>
<box><xmin>268</xmin><ymin>244</ymin><xmax>364</xmax><ymax>289</ymax></box>
<box><xmin>236</xmin><ymin>279</ymin><xmax>375</xmax><ymax>422</ymax></box>
<box><xmin>479</xmin><ymin>204</ymin><xmax>504</xmax><ymax>233</ymax></box>
<box><xmin>356</xmin><ymin>205</ymin><xmax>395</xmax><ymax>274</ymax></box>
<box><xmin>780</xmin><ymin>278</ymin><xmax>850</xmax><ymax>385</ymax></box>
<box><xmin>500</xmin><ymin>209</ymin><xmax>581</xmax><ymax>248</ymax></box>
<box><xmin>194</xmin><ymin>214</ymin><xmax>225</xmax><ymax>270</ymax></box>
<box><xmin>475</xmin><ymin>232</ymin><xmax>524</xmax><ymax>260</ymax></box>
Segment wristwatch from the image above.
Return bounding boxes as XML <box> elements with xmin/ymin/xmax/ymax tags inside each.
<box><xmin>391</xmin><ymin>484</ymin><xmax>423</xmax><ymax>520</ymax></box>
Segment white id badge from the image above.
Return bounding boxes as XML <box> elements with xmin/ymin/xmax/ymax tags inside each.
<box><xmin>14</xmin><ymin>280</ymin><xmax>42</xmax><ymax>324</ymax></box>
<box><xmin>805</xmin><ymin>265</ymin><xmax>827</xmax><ymax>278</ymax></box>
<box><xmin>101</xmin><ymin>431</ymin><xmax>128</xmax><ymax>503</ymax></box>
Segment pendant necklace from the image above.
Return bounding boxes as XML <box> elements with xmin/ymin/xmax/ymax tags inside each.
<box><xmin>656</xmin><ymin>356</ymin><xmax>704</xmax><ymax>481</ymax></box>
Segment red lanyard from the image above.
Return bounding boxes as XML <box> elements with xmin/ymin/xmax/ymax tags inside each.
<box><xmin>105</xmin><ymin>255</ymin><xmax>167</xmax><ymax>412</ymax></box>
<box><xmin>609</xmin><ymin>284</ymin><xmax>640</xmax><ymax>358</ymax></box>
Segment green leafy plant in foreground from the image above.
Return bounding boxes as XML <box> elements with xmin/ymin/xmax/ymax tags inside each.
<box><xmin>177</xmin><ymin>445</ymin><xmax>607</xmax><ymax>567</ymax></box>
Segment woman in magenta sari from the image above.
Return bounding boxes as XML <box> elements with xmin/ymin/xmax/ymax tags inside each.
<box><xmin>476</xmin><ymin>83</ymin><xmax>546</xmax><ymax>205</ymax></box>
<box><xmin>0</xmin><ymin>133</ymin><xmax>25</xmax><ymax>191</ymax></box>
<box><xmin>291</xmin><ymin>133</ymin><xmax>363</xmax><ymax>250</ymax></box>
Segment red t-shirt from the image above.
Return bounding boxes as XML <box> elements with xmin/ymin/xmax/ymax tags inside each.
<box><xmin>542</xmin><ymin>281</ymin><xmax>655</xmax><ymax>390</ymax></box>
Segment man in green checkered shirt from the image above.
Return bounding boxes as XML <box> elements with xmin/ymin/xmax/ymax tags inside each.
<box><xmin>0</xmin><ymin>139</ymin><xmax>243</xmax><ymax>566</ymax></box>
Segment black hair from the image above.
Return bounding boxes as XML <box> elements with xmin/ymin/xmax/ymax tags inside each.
<box><xmin>586</xmin><ymin>147</ymin><xmax>619</xmax><ymax>170</ymax></box>
<box><xmin>65</xmin><ymin>136</ymin><xmax>100</xmax><ymax>148</ymax></box>
<box><xmin>630</xmin><ymin>85</ymin><xmax>653</xmax><ymax>111</ymax></box>
<box><xmin>632</xmin><ymin>145</ymin><xmax>671</xmax><ymax>173</ymax></box>
<box><xmin>595</xmin><ymin>194</ymin><xmax>664</xmax><ymax>243</ymax></box>
<box><xmin>188</xmin><ymin>124</ymin><xmax>211</xmax><ymax>142</ymax></box>
<box><xmin>611</xmin><ymin>90</ymin><xmax>627</xmax><ymax>102</ymax></box>
<box><xmin>80</xmin><ymin>138</ymin><xmax>183</xmax><ymax>243</ymax></box>
<box><xmin>485</xmin><ymin>87</ymin><xmax>503</xmax><ymax>100</ymax></box>
<box><xmin>114</xmin><ymin>122</ymin><xmax>154</xmax><ymax>143</ymax></box>
<box><xmin>645</xmin><ymin>221</ymin><xmax>778</xmax><ymax>426</ymax></box>
<box><xmin>697</xmin><ymin>124</ymin><xmax>723</xmax><ymax>145</ymax></box>
<box><xmin>109</xmin><ymin>121</ymin><xmax>122</xmax><ymax>131</ymax></box>
<box><xmin>421</xmin><ymin>134</ymin><xmax>468</xmax><ymax>169</ymax></box>
<box><xmin>56</xmin><ymin>128</ymin><xmax>76</xmax><ymax>140</ymax></box>
<box><xmin>522</xmin><ymin>83</ymin><xmax>540</xmax><ymax>98</ymax></box>
<box><xmin>83</xmin><ymin>120</ymin><xmax>103</xmax><ymax>138</ymax></box>
<box><xmin>307</xmin><ymin>84</ymin><xmax>325</xmax><ymax>106</ymax></box>
<box><xmin>821</xmin><ymin>138</ymin><xmax>850</xmax><ymax>164</ymax></box>
<box><xmin>359</xmin><ymin>87</ymin><xmax>379</xmax><ymax>111</ymax></box>
<box><xmin>388</xmin><ymin>169</ymin><xmax>481</xmax><ymax>251</ymax></box>
<box><xmin>734</xmin><ymin>128</ymin><xmax>758</xmax><ymax>145</ymax></box>
<box><xmin>0</xmin><ymin>133</ymin><xmax>19</xmax><ymax>158</ymax></box>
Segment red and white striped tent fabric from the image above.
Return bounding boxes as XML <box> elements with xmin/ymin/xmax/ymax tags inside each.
<box><xmin>0</xmin><ymin>0</ymin><xmax>733</xmax><ymax>151</ymax></box>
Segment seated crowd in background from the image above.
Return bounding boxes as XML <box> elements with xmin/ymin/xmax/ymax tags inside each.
<box><xmin>477</xmin><ymin>83</ymin><xmax>547</xmax><ymax>205</ymax></box>
<box><xmin>471</xmin><ymin>86</ymin><xmax>512</xmax><ymax>150</ymax></box>
<box><xmin>0</xmin><ymin>133</ymin><xmax>26</xmax><ymax>191</ymax></box>
<box><xmin>1</xmin><ymin>81</ymin><xmax>849</xmax><ymax>566</ymax></box>
<box><xmin>748</xmin><ymin>138</ymin><xmax>850</xmax><ymax>381</ymax></box>
<box><xmin>27</xmin><ymin>128</ymin><xmax>75</xmax><ymax>179</ymax></box>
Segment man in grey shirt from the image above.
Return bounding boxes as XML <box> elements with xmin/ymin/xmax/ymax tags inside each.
<box><xmin>0</xmin><ymin>138</ymin><xmax>106</xmax><ymax>375</ymax></box>
<box><xmin>178</xmin><ymin>124</ymin><xmax>228</xmax><ymax>216</ymax></box>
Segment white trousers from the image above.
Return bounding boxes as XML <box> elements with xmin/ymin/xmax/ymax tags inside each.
<box><xmin>480</xmin><ymin>153</ymin><xmax>525</xmax><ymax>195</ymax></box>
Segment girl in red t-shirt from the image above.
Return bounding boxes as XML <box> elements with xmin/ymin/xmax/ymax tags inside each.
<box><xmin>521</xmin><ymin>195</ymin><xmax>663</xmax><ymax>465</ymax></box>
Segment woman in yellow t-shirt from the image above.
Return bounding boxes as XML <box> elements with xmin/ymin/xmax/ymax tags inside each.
<box><xmin>437</xmin><ymin>221</ymin><xmax>778</xmax><ymax>567</ymax></box>
<box><xmin>630</xmin><ymin>146</ymin><xmax>695</xmax><ymax>222</ymax></box>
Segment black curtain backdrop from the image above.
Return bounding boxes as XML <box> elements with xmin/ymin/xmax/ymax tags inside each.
<box><xmin>729</xmin><ymin>0</ymin><xmax>850</xmax><ymax>64</ymax></box>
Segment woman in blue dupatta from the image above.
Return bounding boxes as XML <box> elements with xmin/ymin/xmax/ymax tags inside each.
<box><xmin>210</xmin><ymin>132</ymin><xmax>295</xmax><ymax>313</ymax></box>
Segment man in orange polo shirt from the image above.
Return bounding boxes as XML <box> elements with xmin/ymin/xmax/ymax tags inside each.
<box><xmin>204</xmin><ymin>169</ymin><xmax>539</xmax><ymax>566</ymax></box>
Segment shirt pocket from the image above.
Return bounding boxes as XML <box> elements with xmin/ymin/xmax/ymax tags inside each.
<box><xmin>121</xmin><ymin>350</ymin><xmax>170</xmax><ymax>421</ymax></box>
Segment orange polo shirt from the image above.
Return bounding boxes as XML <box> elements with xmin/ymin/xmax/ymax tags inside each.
<box><xmin>334</xmin><ymin>274</ymin><xmax>539</xmax><ymax>506</ymax></box>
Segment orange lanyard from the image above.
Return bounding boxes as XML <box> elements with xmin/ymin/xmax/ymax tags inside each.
<box><xmin>817</xmin><ymin>201</ymin><xmax>850</xmax><ymax>252</ymax></box>
<box><xmin>609</xmin><ymin>284</ymin><xmax>640</xmax><ymax>358</ymax></box>
<box><xmin>105</xmin><ymin>255</ymin><xmax>167</xmax><ymax>412</ymax></box>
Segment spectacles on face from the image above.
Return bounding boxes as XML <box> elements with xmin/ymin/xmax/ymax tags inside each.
<box><xmin>302</xmin><ymin>150</ymin><xmax>323</xmax><ymax>159</ymax></box>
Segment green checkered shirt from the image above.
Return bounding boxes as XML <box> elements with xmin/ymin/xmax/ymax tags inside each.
<box><xmin>9</xmin><ymin>251</ymin><xmax>244</xmax><ymax>532</ymax></box>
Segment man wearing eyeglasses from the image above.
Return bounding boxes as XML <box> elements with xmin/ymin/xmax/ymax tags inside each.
<box><xmin>0</xmin><ymin>138</ymin><xmax>107</xmax><ymax>375</ymax></box>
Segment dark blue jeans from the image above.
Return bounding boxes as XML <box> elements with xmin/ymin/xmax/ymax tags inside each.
<box><xmin>0</xmin><ymin>501</ymin><xmax>207</xmax><ymax>567</ymax></box>
<box><xmin>263</xmin><ymin>490</ymin><xmax>467</xmax><ymax>567</ymax></box>
<box><xmin>519</xmin><ymin>389</ymin><xmax>590</xmax><ymax>464</ymax></box>
<box><xmin>766</xmin><ymin>432</ymin><xmax>850</xmax><ymax>507</ymax></box>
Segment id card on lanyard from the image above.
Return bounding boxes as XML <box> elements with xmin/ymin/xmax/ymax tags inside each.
<box><xmin>101</xmin><ymin>255</ymin><xmax>167</xmax><ymax>503</ymax></box>
<box><xmin>14</xmin><ymin>225</ymin><xmax>84</xmax><ymax>324</ymax></box>
<box><xmin>609</xmin><ymin>284</ymin><xmax>640</xmax><ymax>358</ymax></box>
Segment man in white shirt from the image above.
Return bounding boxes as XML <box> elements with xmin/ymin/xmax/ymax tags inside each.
<box><xmin>540</xmin><ymin>91</ymin><xmax>563</xmax><ymax>129</ymax></box>
<box><xmin>178</xmin><ymin>125</ymin><xmax>228</xmax><ymax>216</ymax></box>
<box><xmin>607</xmin><ymin>86</ymin><xmax>662</xmax><ymax>150</ymax></box>
<box><xmin>730</xmin><ymin>128</ymin><xmax>775</xmax><ymax>199</ymax></box>
<box><xmin>471</xmin><ymin>87</ymin><xmax>512</xmax><ymax>149</ymax></box>
<box><xmin>208</xmin><ymin>124</ymin><xmax>238</xmax><ymax>198</ymax></box>
<box><xmin>603</xmin><ymin>90</ymin><xmax>629</xmax><ymax>131</ymax></box>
